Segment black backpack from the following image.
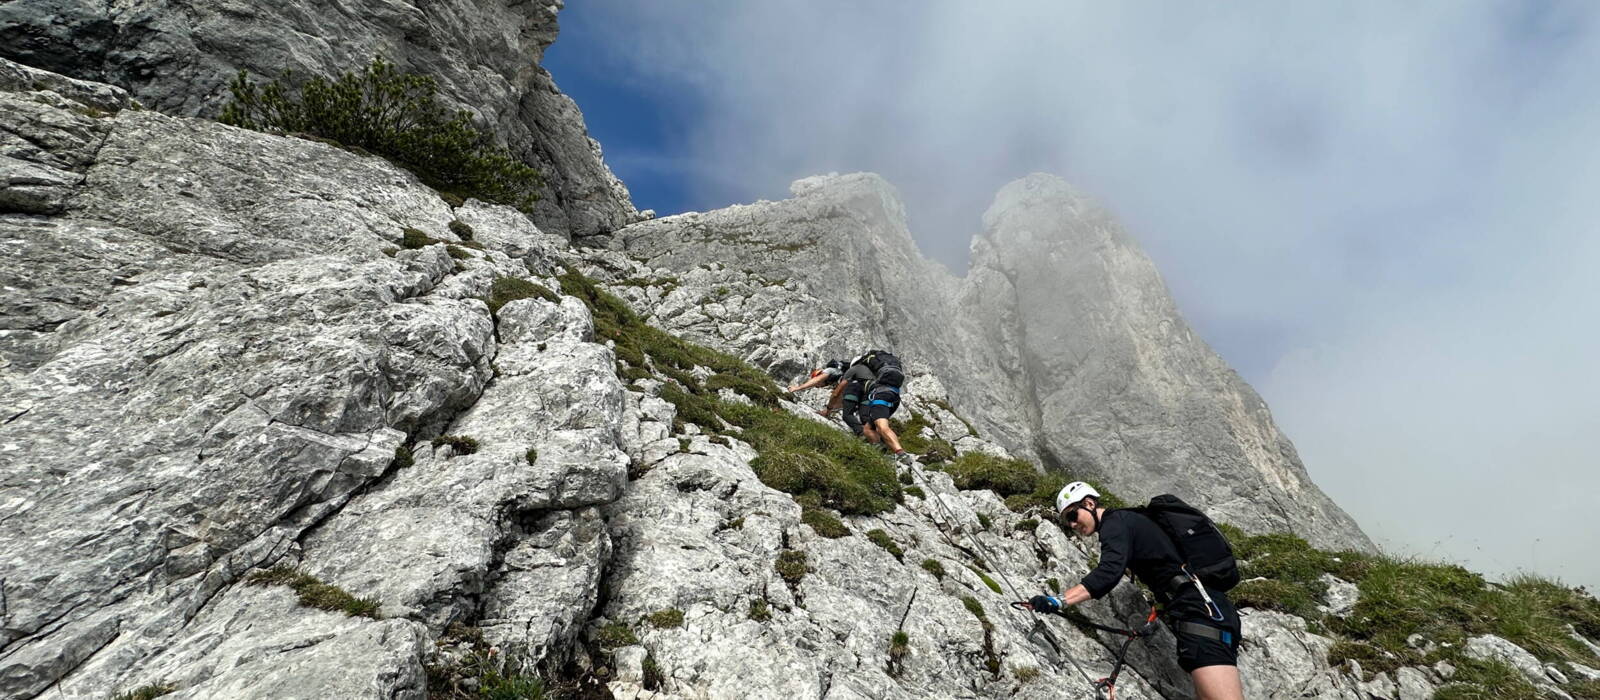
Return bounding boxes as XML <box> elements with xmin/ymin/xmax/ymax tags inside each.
<box><xmin>854</xmin><ymin>350</ymin><xmax>905</xmax><ymax>388</ymax></box>
<box><xmin>1125</xmin><ymin>495</ymin><xmax>1240</xmax><ymax>592</ymax></box>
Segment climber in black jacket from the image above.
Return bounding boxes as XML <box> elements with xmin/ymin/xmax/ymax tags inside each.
<box><xmin>1026</xmin><ymin>482</ymin><xmax>1245</xmax><ymax>700</ymax></box>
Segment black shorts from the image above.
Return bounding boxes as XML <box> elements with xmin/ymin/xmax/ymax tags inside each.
<box><xmin>1169</xmin><ymin>591</ymin><xmax>1242</xmax><ymax>673</ymax></box>
<box><xmin>1174</xmin><ymin>621</ymin><xmax>1239</xmax><ymax>672</ymax></box>
<box><xmin>857</xmin><ymin>386</ymin><xmax>901</xmax><ymax>423</ymax></box>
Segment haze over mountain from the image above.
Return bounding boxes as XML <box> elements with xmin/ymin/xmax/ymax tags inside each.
<box><xmin>548</xmin><ymin>0</ymin><xmax>1600</xmax><ymax>591</ymax></box>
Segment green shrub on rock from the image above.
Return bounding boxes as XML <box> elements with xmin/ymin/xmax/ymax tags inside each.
<box><xmin>748</xmin><ymin>599</ymin><xmax>772</xmax><ymax>622</ymax></box>
<box><xmin>801</xmin><ymin>507</ymin><xmax>851</xmax><ymax>538</ymax></box>
<box><xmin>865</xmin><ymin>529</ymin><xmax>905</xmax><ymax>562</ymax></box>
<box><xmin>945</xmin><ymin>453</ymin><xmax>1038</xmax><ymax>497</ymax></box>
<box><xmin>646</xmin><ymin>608</ymin><xmax>685</xmax><ymax>629</ymax></box>
<box><xmin>246</xmin><ymin>565</ymin><xmax>381</xmax><ymax>618</ymax></box>
<box><xmin>431</xmin><ymin>434</ymin><xmax>478</xmax><ymax>456</ymax></box>
<box><xmin>111</xmin><ymin>685</ymin><xmax>176</xmax><ymax>700</ymax></box>
<box><xmin>776</xmin><ymin>550</ymin><xmax>808</xmax><ymax>586</ymax></box>
<box><xmin>485</xmin><ymin>276</ymin><xmax>558</xmax><ymax>313</ymax></box>
<box><xmin>219</xmin><ymin>58</ymin><xmax>542</xmax><ymax>212</ymax></box>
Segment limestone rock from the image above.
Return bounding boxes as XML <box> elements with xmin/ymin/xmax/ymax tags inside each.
<box><xmin>1394</xmin><ymin>666</ymin><xmax>1436</xmax><ymax>700</ymax></box>
<box><xmin>0</xmin><ymin>63</ymin><xmax>606</xmax><ymax>698</ymax></box>
<box><xmin>0</xmin><ymin>0</ymin><xmax>635</xmax><ymax>238</ymax></box>
<box><xmin>1463</xmin><ymin>634</ymin><xmax>1547</xmax><ymax>684</ymax></box>
<box><xmin>1319</xmin><ymin>573</ymin><xmax>1360</xmax><ymax>616</ymax></box>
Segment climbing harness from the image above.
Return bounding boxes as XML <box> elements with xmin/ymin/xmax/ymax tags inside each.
<box><xmin>1168</xmin><ymin>566</ymin><xmax>1226</xmax><ymax>623</ymax></box>
<box><xmin>1011</xmin><ymin>603</ymin><xmax>1159</xmax><ymax>699</ymax></box>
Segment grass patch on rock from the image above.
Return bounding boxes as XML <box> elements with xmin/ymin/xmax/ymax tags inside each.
<box><xmin>246</xmin><ymin>565</ymin><xmax>380</xmax><ymax>618</ymax></box>
<box><xmin>646</xmin><ymin>608</ymin><xmax>685</xmax><ymax>629</ymax></box>
<box><xmin>865</xmin><ymin>529</ymin><xmax>905</xmax><ymax>562</ymax></box>
<box><xmin>486</xmin><ymin>276</ymin><xmax>558</xmax><ymax>313</ymax></box>
<box><xmin>595</xmin><ymin>623</ymin><xmax>638</xmax><ymax>651</ymax></box>
<box><xmin>776</xmin><ymin>550</ymin><xmax>808</xmax><ymax>586</ymax></box>
<box><xmin>801</xmin><ymin>507</ymin><xmax>851</xmax><ymax>538</ymax></box>
<box><xmin>1223</xmin><ymin>524</ymin><xmax>1600</xmax><ymax>696</ymax></box>
<box><xmin>431</xmin><ymin>434</ymin><xmax>479</xmax><ymax>456</ymax></box>
<box><xmin>748</xmin><ymin>599</ymin><xmax>772</xmax><ymax>622</ymax></box>
<box><xmin>892</xmin><ymin>412</ymin><xmax>956</xmax><ymax>463</ymax></box>
<box><xmin>922</xmin><ymin>559</ymin><xmax>946</xmax><ymax>580</ymax></box>
<box><xmin>967</xmin><ymin>566</ymin><xmax>1003</xmax><ymax>595</ymax></box>
<box><xmin>887</xmin><ymin>630</ymin><xmax>910</xmax><ymax>678</ymax></box>
<box><xmin>111</xmin><ymin>685</ymin><xmax>176</xmax><ymax>700</ymax></box>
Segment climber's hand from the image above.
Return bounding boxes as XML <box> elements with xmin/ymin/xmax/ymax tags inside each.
<box><xmin>1028</xmin><ymin>594</ymin><xmax>1061</xmax><ymax>614</ymax></box>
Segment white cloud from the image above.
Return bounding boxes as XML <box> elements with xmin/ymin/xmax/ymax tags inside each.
<box><xmin>569</xmin><ymin>0</ymin><xmax>1600</xmax><ymax>587</ymax></box>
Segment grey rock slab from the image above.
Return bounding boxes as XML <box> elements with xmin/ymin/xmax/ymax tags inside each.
<box><xmin>1319</xmin><ymin>573</ymin><xmax>1360</xmax><ymax>616</ymax></box>
<box><xmin>479</xmin><ymin>507</ymin><xmax>611</xmax><ymax>671</ymax></box>
<box><xmin>1568</xmin><ymin>661</ymin><xmax>1600</xmax><ymax>681</ymax></box>
<box><xmin>1464</xmin><ymin>634</ymin><xmax>1548</xmax><ymax>684</ymax></box>
<box><xmin>0</xmin><ymin>56</ymin><xmax>130</xmax><ymax>112</ymax></box>
<box><xmin>1395</xmin><ymin>666</ymin><xmax>1436</xmax><ymax>700</ymax></box>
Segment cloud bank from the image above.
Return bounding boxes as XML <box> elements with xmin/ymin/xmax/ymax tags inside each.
<box><xmin>556</xmin><ymin>1</ymin><xmax>1600</xmax><ymax>588</ymax></box>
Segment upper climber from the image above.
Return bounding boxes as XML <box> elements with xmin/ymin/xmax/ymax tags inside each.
<box><xmin>839</xmin><ymin>350</ymin><xmax>912</xmax><ymax>464</ymax></box>
<box><xmin>1027</xmin><ymin>482</ymin><xmax>1245</xmax><ymax>700</ymax></box>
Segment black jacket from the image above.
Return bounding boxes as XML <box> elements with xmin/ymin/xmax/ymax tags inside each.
<box><xmin>1079</xmin><ymin>509</ymin><xmax>1222</xmax><ymax>621</ymax></box>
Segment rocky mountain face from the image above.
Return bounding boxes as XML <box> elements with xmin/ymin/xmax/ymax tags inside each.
<box><xmin>4</xmin><ymin>14</ymin><xmax>1595</xmax><ymax>700</ymax></box>
<box><xmin>604</xmin><ymin>173</ymin><xmax>1370</xmax><ymax>552</ymax></box>
<box><xmin>0</xmin><ymin>0</ymin><xmax>637</xmax><ymax>240</ymax></box>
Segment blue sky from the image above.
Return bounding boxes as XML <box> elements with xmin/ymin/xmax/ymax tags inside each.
<box><xmin>547</xmin><ymin>1</ymin><xmax>1600</xmax><ymax>589</ymax></box>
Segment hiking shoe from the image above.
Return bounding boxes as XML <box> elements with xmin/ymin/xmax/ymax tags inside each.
<box><xmin>895</xmin><ymin>451</ymin><xmax>916</xmax><ymax>467</ymax></box>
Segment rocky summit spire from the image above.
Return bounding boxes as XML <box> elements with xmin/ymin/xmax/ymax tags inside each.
<box><xmin>968</xmin><ymin>173</ymin><xmax>1371</xmax><ymax>551</ymax></box>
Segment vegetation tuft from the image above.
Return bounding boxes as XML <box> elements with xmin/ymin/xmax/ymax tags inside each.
<box><xmin>865</xmin><ymin>528</ymin><xmax>905</xmax><ymax>562</ymax></box>
<box><xmin>801</xmin><ymin>507</ymin><xmax>851</xmax><ymax>538</ymax></box>
<box><xmin>111</xmin><ymin>685</ymin><xmax>176</xmax><ymax>700</ymax></box>
<box><xmin>646</xmin><ymin>608</ymin><xmax>685</xmax><ymax>629</ymax></box>
<box><xmin>891</xmin><ymin>412</ymin><xmax>956</xmax><ymax>463</ymax></box>
<box><xmin>968</xmin><ymin>566</ymin><xmax>1003</xmax><ymax>595</ymax></box>
<box><xmin>776</xmin><ymin>550</ymin><xmax>809</xmax><ymax>586</ymax></box>
<box><xmin>921</xmin><ymin>559</ymin><xmax>946</xmax><ymax>580</ymax></box>
<box><xmin>887</xmin><ymin>630</ymin><xmax>911</xmax><ymax>678</ymax></box>
<box><xmin>220</xmin><ymin>57</ymin><xmax>542</xmax><ymax>211</ymax></box>
<box><xmin>402</xmin><ymin>227</ymin><xmax>441</xmax><ymax>249</ymax></box>
<box><xmin>431</xmin><ymin>434</ymin><xmax>479</xmax><ymax>456</ymax></box>
<box><xmin>748</xmin><ymin>599</ymin><xmax>772</xmax><ymax>622</ymax></box>
<box><xmin>944</xmin><ymin>453</ymin><xmax>1039</xmax><ymax>497</ymax></box>
<box><xmin>595</xmin><ymin>623</ymin><xmax>638</xmax><ymax>650</ymax></box>
<box><xmin>1434</xmin><ymin>657</ymin><xmax>1540</xmax><ymax>699</ymax></box>
<box><xmin>246</xmin><ymin>565</ymin><xmax>380</xmax><ymax>618</ymax></box>
<box><xmin>486</xmin><ymin>276</ymin><xmax>559</xmax><ymax>314</ymax></box>
<box><xmin>962</xmin><ymin>595</ymin><xmax>987</xmax><ymax>621</ymax></box>
<box><xmin>1224</xmin><ymin>524</ymin><xmax>1600</xmax><ymax>695</ymax></box>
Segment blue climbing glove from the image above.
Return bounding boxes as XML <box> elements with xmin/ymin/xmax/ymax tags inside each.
<box><xmin>1029</xmin><ymin>594</ymin><xmax>1061</xmax><ymax>614</ymax></box>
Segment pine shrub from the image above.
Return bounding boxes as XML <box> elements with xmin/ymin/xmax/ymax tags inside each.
<box><xmin>219</xmin><ymin>58</ymin><xmax>542</xmax><ymax>212</ymax></box>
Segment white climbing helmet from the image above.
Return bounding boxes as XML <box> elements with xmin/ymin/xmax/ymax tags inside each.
<box><xmin>1055</xmin><ymin>481</ymin><xmax>1100</xmax><ymax>514</ymax></box>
